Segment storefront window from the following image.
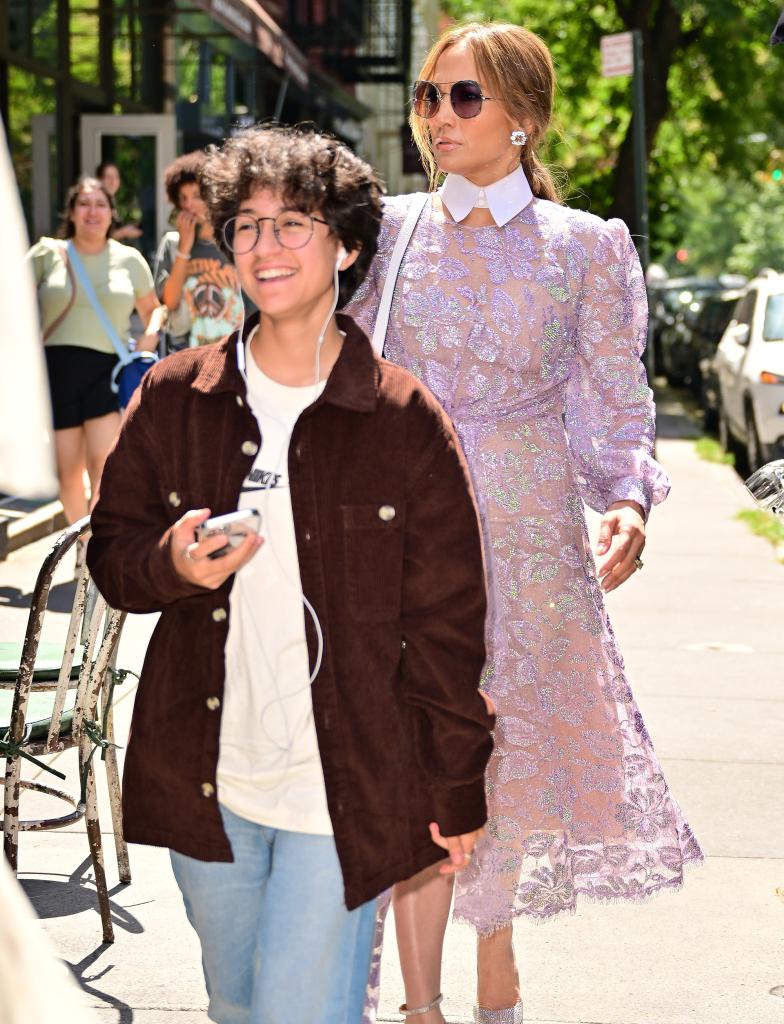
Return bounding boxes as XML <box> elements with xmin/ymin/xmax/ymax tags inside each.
<box><xmin>69</xmin><ymin>0</ymin><xmax>101</xmax><ymax>85</ymax></box>
<box><xmin>7</xmin><ymin>67</ymin><xmax>57</xmax><ymax>238</ymax></box>
<box><xmin>8</xmin><ymin>0</ymin><xmax>58</xmax><ymax>64</ymax></box>
<box><xmin>176</xmin><ymin>36</ymin><xmax>200</xmax><ymax>102</ymax></box>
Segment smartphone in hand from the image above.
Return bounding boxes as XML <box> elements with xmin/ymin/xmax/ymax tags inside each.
<box><xmin>196</xmin><ymin>509</ymin><xmax>261</xmax><ymax>560</ymax></box>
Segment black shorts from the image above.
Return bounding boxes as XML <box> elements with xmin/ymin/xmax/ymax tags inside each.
<box><xmin>44</xmin><ymin>346</ymin><xmax>121</xmax><ymax>430</ymax></box>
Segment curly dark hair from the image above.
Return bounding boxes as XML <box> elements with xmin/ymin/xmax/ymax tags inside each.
<box><xmin>164</xmin><ymin>150</ymin><xmax>208</xmax><ymax>208</ymax></box>
<box><xmin>200</xmin><ymin>125</ymin><xmax>384</xmax><ymax>309</ymax></box>
<box><xmin>60</xmin><ymin>176</ymin><xmax>116</xmax><ymax>239</ymax></box>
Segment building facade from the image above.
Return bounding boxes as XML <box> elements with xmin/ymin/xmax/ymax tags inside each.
<box><xmin>2</xmin><ymin>0</ymin><xmax>429</xmax><ymax>255</ymax></box>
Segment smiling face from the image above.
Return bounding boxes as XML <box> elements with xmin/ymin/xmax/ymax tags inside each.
<box><xmin>231</xmin><ymin>188</ymin><xmax>357</xmax><ymax>325</ymax></box>
<box><xmin>424</xmin><ymin>41</ymin><xmax>522</xmax><ymax>186</ymax></box>
<box><xmin>69</xmin><ymin>185</ymin><xmax>113</xmax><ymax>241</ymax></box>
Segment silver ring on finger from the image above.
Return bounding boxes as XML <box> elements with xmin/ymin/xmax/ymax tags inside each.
<box><xmin>634</xmin><ymin>556</ymin><xmax>644</xmax><ymax>571</ymax></box>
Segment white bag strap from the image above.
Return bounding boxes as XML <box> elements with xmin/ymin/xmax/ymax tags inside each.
<box><xmin>370</xmin><ymin>192</ymin><xmax>430</xmax><ymax>356</ymax></box>
<box><xmin>67</xmin><ymin>241</ymin><xmax>131</xmax><ymax>366</ymax></box>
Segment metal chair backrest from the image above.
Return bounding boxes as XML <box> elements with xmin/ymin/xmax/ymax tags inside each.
<box><xmin>5</xmin><ymin>518</ymin><xmax>124</xmax><ymax>759</ymax></box>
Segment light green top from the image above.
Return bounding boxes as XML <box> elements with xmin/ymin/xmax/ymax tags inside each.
<box><xmin>31</xmin><ymin>237</ymin><xmax>154</xmax><ymax>354</ymax></box>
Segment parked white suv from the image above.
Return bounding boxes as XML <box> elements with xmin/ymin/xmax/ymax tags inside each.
<box><xmin>714</xmin><ymin>271</ymin><xmax>784</xmax><ymax>471</ymax></box>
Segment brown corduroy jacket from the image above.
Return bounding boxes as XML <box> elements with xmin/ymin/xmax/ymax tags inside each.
<box><xmin>88</xmin><ymin>312</ymin><xmax>494</xmax><ymax>910</ymax></box>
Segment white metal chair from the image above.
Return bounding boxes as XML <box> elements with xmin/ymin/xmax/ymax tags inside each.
<box><xmin>0</xmin><ymin>518</ymin><xmax>131</xmax><ymax>943</ymax></box>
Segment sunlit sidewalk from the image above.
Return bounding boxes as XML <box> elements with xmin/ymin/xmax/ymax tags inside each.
<box><xmin>0</xmin><ymin>388</ymin><xmax>781</xmax><ymax>1024</ymax></box>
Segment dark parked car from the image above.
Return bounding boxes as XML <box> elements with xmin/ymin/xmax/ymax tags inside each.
<box><xmin>649</xmin><ymin>278</ymin><xmax>723</xmax><ymax>375</ymax></box>
<box><xmin>697</xmin><ymin>289</ymin><xmax>747</xmax><ymax>429</ymax></box>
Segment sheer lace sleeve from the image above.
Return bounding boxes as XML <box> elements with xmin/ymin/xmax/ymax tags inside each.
<box><xmin>564</xmin><ymin>217</ymin><xmax>670</xmax><ymax>517</ymax></box>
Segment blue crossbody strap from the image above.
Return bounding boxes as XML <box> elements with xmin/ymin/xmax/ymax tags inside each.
<box><xmin>66</xmin><ymin>241</ymin><xmax>131</xmax><ymax>366</ymax></box>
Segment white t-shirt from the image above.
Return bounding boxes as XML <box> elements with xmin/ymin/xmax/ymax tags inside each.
<box><xmin>217</xmin><ymin>339</ymin><xmax>331</xmax><ymax>835</ymax></box>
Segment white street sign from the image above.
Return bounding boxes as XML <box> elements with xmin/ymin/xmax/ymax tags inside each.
<box><xmin>601</xmin><ymin>31</ymin><xmax>634</xmax><ymax>77</ymax></box>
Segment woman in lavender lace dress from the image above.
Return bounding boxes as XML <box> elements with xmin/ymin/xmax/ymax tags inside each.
<box><xmin>347</xmin><ymin>21</ymin><xmax>703</xmax><ymax>1024</ymax></box>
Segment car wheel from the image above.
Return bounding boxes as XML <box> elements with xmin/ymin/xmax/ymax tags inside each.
<box><xmin>703</xmin><ymin>405</ymin><xmax>718</xmax><ymax>433</ymax></box>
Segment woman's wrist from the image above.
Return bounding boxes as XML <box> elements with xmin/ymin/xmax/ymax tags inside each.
<box><xmin>175</xmin><ymin>249</ymin><xmax>191</xmax><ymax>261</ymax></box>
<box><xmin>607</xmin><ymin>499</ymin><xmax>645</xmax><ymax>519</ymax></box>
<box><xmin>145</xmin><ymin>305</ymin><xmax>168</xmax><ymax>336</ymax></box>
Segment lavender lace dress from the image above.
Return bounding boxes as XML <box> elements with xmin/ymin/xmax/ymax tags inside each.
<box><xmin>347</xmin><ymin>193</ymin><xmax>703</xmax><ymax>955</ymax></box>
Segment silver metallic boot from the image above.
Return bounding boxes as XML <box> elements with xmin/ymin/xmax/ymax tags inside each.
<box><xmin>473</xmin><ymin>1003</ymin><xmax>523</xmax><ymax>1024</ymax></box>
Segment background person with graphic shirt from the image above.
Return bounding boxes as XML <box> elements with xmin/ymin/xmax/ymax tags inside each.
<box><xmin>154</xmin><ymin>150</ymin><xmax>245</xmax><ymax>350</ymax></box>
<box><xmin>88</xmin><ymin>126</ymin><xmax>495</xmax><ymax>1024</ymax></box>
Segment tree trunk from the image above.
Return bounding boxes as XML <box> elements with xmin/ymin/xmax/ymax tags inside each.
<box><xmin>608</xmin><ymin>0</ymin><xmax>692</xmax><ymax>228</ymax></box>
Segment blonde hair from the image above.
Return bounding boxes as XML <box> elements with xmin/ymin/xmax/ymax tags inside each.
<box><xmin>409</xmin><ymin>21</ymin><xmax>561</xmax><ymax>203</ymax></box>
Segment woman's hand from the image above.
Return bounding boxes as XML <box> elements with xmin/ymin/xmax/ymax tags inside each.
<box><xmin>171</xmin><ymin>508</ymin><xmax>262</xmax><ymax>590</ymax></box>
<box><xmin>595</xmin><ymin>500</ymin><xmax>645</xmax><ymax>592</ymax></box>
<box><xmin>135</xmin><ymin>333</ymin><xmax>159</xmax><ymax>353</ymax></box>
<box><xmin>114</xmin><ymin>224</ymin><xmax>143</xmax><ymax>241</ymax></box>
<box><xmin>430</xmin><ymin>822</ymin><xmax>483</xmax><ymax>875</ymax></box>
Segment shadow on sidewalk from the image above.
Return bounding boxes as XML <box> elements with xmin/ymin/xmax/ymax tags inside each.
<box><xmin>67</xmin><ymin>943</ymin><xmax>135</xmax><ymax>1023</ymax></box>
<box><xmin>0</xmin><ymin>579</ymin><xmax>77</xmax><ymax>612</ymax></box>
<box><xmin>653</xmin><ymin>380</ymin><xmax>704</xmax><ymax>441</ymax></box>
<box><xmin>21</xmin><ymin>856</ymin><xmax>142</xmax><ymax>1021</ymax></box>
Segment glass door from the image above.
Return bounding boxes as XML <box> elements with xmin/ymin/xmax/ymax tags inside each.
<box><xmin>80</xmin><ymin>114</ymin><xmax>177</xmax><ymax>265</ymax></box>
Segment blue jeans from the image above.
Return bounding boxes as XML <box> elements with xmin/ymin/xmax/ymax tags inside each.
<box><xmin>170</xmin><ymin>804</ymin><xmax>376</xmax><ymax>1024</ymax></box>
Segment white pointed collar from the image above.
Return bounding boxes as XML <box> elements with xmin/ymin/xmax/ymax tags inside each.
<box><xmin>439</xmin><ymin>165</ymin><xmax>534</xmax><ymax>226</ymax></box>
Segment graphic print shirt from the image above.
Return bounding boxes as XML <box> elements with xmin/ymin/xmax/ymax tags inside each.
<box><xmin>217</xmin><ymin>339</ymin><xmax>332</xmax><ymax>834</ymax></box>
<box><xmin>154</xmin><ymin>231</ymin><xmax>245</xmax><ymax>348</ymax></box>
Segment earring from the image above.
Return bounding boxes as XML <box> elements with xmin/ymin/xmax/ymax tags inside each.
<box><xmin>510</xmin><ymin>128</ymin><xmax>528</xmax><ymax>147</ymax></box>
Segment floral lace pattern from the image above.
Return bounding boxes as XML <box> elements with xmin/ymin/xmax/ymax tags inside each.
<box><xmin>348</xmin><ymin>194</ymin><xmax>702</xmax><ymax>1019</ymax></box>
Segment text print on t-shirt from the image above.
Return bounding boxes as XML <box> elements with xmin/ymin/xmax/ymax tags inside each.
<box><xmin>242</xmin><ymin>467</ymin><xmax>283</xmax><ymax>492</ymax></box>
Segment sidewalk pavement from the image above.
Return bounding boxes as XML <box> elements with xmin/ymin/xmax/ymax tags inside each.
<box><xmin>0</xmin><ymin>388</ymin><xmax>781</xmax><ymax>1024</ymax></box>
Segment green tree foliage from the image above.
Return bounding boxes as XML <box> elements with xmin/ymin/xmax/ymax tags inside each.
<box><xmin>442</xmin><ymin>0</ymin><xmax>784</xmax><ymax>271</ymax></box>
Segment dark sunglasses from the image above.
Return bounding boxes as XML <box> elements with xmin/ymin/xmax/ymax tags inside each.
<box><xmin>411</xmin><ymin>79</ymin><xmax>497</xmax><ymax>120</ymax></box>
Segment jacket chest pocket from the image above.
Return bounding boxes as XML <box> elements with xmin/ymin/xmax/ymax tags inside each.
<box><xmin>341</xmin><ymin>503</ymin><xmax>406</xmax><ymax>622</ymax></box>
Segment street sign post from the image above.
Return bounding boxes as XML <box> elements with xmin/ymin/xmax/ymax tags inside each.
<box><xmin>601</xmin><ymin>30</ymin><xmax>649</xmax><ymax>273</ymax></box>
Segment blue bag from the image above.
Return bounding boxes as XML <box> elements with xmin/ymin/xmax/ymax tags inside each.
<box><xmin>110</xmin><ymin>351</ymin><xmax>159</xmax><ymax>407</ymax></box>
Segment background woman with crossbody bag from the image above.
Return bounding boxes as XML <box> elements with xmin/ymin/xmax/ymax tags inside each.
<box><xmin>29</xmin><ymin>175</ymin><xmax>167</xmax><ymax>527</ymax></box>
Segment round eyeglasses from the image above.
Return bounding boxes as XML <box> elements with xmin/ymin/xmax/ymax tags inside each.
<box><xmin>223</xmin><ymin>211</ymin><xmax>329</xmax><ymax>254</ymax></box>
<box><xmin>411</xmin><ymin>79</ymin><xmax>497</xmax><ymax>120</ymax></box>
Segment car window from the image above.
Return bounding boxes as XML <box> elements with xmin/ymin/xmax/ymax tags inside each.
<box><xmin>763</xmin><ymin>294</ymin><xmax>784</xmax><ymax>341</ymax></box>
<box><xmin>732</xmin><ymin>291</ymin><xmax>756</xmax><ymax>327</ymax></box>
<box><xmin>714</xmin><ymin>300</ymin><xmax>736</xmax><ymax>338</ymax></box>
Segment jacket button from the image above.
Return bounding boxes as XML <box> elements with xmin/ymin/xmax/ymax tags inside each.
<box><xmin>212</xmin><ymin>607</ymin><xmax>227</xmax><ymax>623</ymax></box>
<box><xmin>242</xmin><ymin>440</ymin><xmax>258</xmax><ymax>456</ymax></box>
<box><xmin>236</xmin><ymin>395</ymin><xmax>244</xmax><ymax>407</ymax></box>
<box><xmin>201</xmin><ymin>782</ymin><xmax>215</xmax><ymax>798</ymax></box>
<box><xmin>303</xmin><ymin>530</ymin><xmax>312</xmax><ymax>543</ymax></box>
<box><xmin>295</xmin><ymin>442</ymin><xmax>304</xmax><ymax>459</ymax></box>
<box><xmin>378</xmin><ymin>505</ymin><xmax>396</xmax><ymax>522</ymax></box>
<box><xmin>206</xmin><ymin>696</ymin><xmax>221</xmax><ymax>711</ymax></box>
<box><xmin>168</xmin><ymin>491</ymin><xmax>181</xmax><ymax>507</ymax></box>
